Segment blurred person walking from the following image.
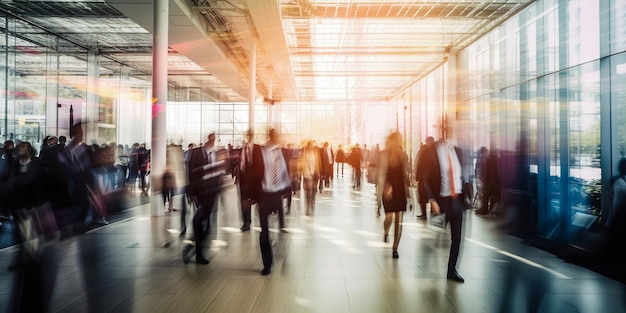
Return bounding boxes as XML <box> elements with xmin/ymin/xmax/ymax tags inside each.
<box><xmin>335</xmin><ymin>145</ymin><xmax>345</xmax><ymax>177</ymax></box>
<box><xmin>422</xmin><ymin>128</ymin><xmax>469</xmax><ymax>283</ymax></box>
<box><xmin>476</xmin><ymin>149</ymin><xmax>500</xmax><ymax>215</ymax></box>
<box><xmin>252</xmin><ymin>128</ymin><xmax>291</xmax><ymax>275</ymax></box>
<box><xmin>299</xmin><ymin>140</ymin><xmax>321</xmax><ymax>216</ymax></box>
<box><xmin>377</xmin><ymin>132</ymin><xmax>410</xmax><ymax>259</ymax></box>
<box><xmin>318</xmin><ymin>141</ymin><xmax>334</xmax><ymax>191</ymax></box>
<box><xmin>58</xmin><ymin>122</ymin><xmax>96</xmax><ymax>236</ymax></box>
<box><xmin>183</xmin><ymin>133</ymin><xmax>227</xmax><ymax>265</ymax></box>
<box><xmin>350</xmin><ymin>144</ymin><xmax>363</xmax><ymax>190</ymax></box>
<box><xmin>180</xmin><ymin>143</ymin><xmax>196</xmax><ymax>236</ymax></box>
<box><xmin>236</xmin><ymin>129</ymin><xmax>261</xmax><ymax>232</ymax></box>
<box><xmin>415</xmin><ymin>136</ymin><xmax>435</xmax><ymax>220</ymax></box>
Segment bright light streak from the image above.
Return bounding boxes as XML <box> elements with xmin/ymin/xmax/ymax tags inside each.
<box><xmin>211</xmin><ymin>239</ymin><xmax>228</xmax><ymax>247</ymax></box>
<box><xmin>465</xmin><ymin>238</ymin><xmax>571</xmax><ymax>279</ymax></box>
<box><xmin>281</xmin><ymin>228</ymin><xmax>308</xmax><ymax>234</ymax></box>
<box><xmin>314</xmin><ymin>226</ymin><xmax>341</xmax><ymax>233</ymax></box>
<box><xmin>367</xmin><ymin>241</ymin><xmax>389</xmax><ymax>248</ymax></box>
<box><xmin>221</xmin><ymin>227</ymin><xmax>243</xmax><ymax>233</ymax></box>
<box><xmin>353</xmin><ymin>230</ymin><xmax>379</xmax><ymax>237</ymax></box>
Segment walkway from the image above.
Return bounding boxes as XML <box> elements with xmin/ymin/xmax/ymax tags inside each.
<box><xmin>1</xmin><ymin>174</ymin><xmax>625</xmax><ymax>312</ymax></box>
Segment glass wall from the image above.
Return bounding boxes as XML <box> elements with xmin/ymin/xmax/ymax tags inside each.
<box><xmin>404</xmin><ymin>0</ymin><xmax>625</xmax><ymax>249</ymax></box>
<box><xmin>0</xmin><ymin>14</ymin><xmax>151</xmax><ymax>151</ymax></box>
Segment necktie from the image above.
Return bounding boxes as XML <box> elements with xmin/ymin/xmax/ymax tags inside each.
<box><xmin>272</xmin><ymin>149</ymin><xmax>282</xmax><ymax>186</ymax></box>
<box><xmin>448</xmin><ymin>148</ymin><xmax>457</xmax><ymax>199</ymax></box>
<box><xmin>240</xmin><ymin>146</ymin><xmax>247</xmax><ymax>172</ymax></box>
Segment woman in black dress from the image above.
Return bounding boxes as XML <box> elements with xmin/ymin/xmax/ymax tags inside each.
<box><xmin>376</xmin><ymin>132</ymin><xmax>410</xmax><ymax>258</ymax></box>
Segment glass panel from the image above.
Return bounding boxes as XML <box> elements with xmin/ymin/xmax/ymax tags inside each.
<box><xmin>610</xmin><ymin>52</ymin><xmax>626</xmax><ymax>235</ymax></box>
<box><xmin>568</xmin><ymin>0</ymin><xmax>600</xmax><ymax>65</ymax></box>
<box><xmin>610</xmin><ymin>0</ymin><xmax>626</xmax><ymax>54</ymax></box>
<box><xmin>546</xmin><ymin>73</ymin><xmax>561</xmax><ymax>239</ymax></box>
<box><xmin>568</xmin><ymin>62</ymin><xmax>601</xmax><ymax>245</ymax></box>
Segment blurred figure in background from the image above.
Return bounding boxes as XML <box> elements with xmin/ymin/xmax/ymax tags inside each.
<box><xmin>476</xmin><ymin>148</ymin><xmax>500</xmax><ymax>215</ymax></box>
<box><xmin>138</xmin><ymin>143</ymin><xmax>150</xmax><ymax>196</ymax></box>
<box><xmin>350</xmin><ymin>144</ymin><xmax>363</xmax><ymax>190</ymax></box>
<box><xmin>318</xmin><ymin>141</ymin><xmax>334</xmax><ymax>191</ymax></box>
<box><xmin>114</xmin><ymin>144</ymin><xmax>129</xmax><ymax>189</ymax></box>
<box><xmin>335</xmin><ymin>144</ymin><xmax>345</xmax><ymax>177</ymax></box>
<box><xmin>128</xmin><ymin>143</ymin><xmax>140</xmax><ymax>192</ymax></box>
<box><xmin>180</xmin><ymin>143</ymin><xmax>196</xmax><ymax>235</ymax></box>
<box><xmin>58</xmin><ymin>122</ymin><xmax>95</xmax><ymax>236</ymax></box>
<box><xmin>415</xmin><ymin>136</ymin><xmax>435</xmax><ymax>220</ymax></box>
<box><xmin>362</xmin><ymin>144</ymin><xmax>371</xmax><ymax>172</ymax></box>
<box><xmin>1</xmin><ymin>140</ymin><xmax>15</xmax><ymax>222</ymax></box>
<box><xmin>162</xmin><ymin>165</ymin><xmax>176</xmax><ymax>212</ymax></box>
<box><xmin>9</xmin><ymin>141</ymin><xmax>44</xmax><ymax>239</ymax></box>
<box><xmin>377</xmin><ymin>132</ymin><xmax>410</xmax><ymax>259</ymax></box>
<box><xmin>299</xmin><ymin>140</ymin><xmax>321</xmax><ymax>216</ymax></box>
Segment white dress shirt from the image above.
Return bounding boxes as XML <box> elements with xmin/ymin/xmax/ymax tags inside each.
<box><xmin>436</xmin><ymin>142</ymin><xmax>462</xmax><ymax>197</ymax></box>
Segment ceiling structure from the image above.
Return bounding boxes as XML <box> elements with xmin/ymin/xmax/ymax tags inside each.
<box><xmin>0</xmin><ymin>0</ymin><xmax>535</xmax><ymax>103</ymax></box>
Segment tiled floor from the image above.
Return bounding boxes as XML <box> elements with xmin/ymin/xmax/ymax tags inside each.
<box><xmin>2</xmin><ymin>174</ymin><xmax>626</xmax><ymax>313</ymax></box>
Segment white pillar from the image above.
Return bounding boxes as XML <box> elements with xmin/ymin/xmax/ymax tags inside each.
<box><xmin>248</xmin><ymin>40</ymin><xmax>256</xmax><ymax>133</ymax></box>
<box><xmin>86</xmin><ymin>49</ymin><xmax>99</xmax><ymax>144</ymax></box>
<box><xmin>150</xmin><ymin>0</ymin><xmax>168</xmax><ymax>216</ymax></box>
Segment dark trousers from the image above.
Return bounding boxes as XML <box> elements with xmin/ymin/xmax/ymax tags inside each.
<box><xmin>418</xmin><ymin>181</ymin><xmax>427</xmax><ymax>216</ymax></box>
<box><xmin>337</xmin><ymin>163</ymin><xmax>344</xmax><ymax>176</ymax></box>
<box><xmin>353</xmin><ymin>167</ymin><xmax>362</xmax><ymax>188</ymax></box>
<box><xmin>438</xmin><ymin>196</ymin><xmax>464</xmax><ymax>273</ymax></box>
<box><xmin>193</xmin><ymin>193</ymin><xmax>218</xmax><ymax>257</ymax></box>
<box><xmin>481</xmin><ymin>183</ymin><xmax>500</xmax><ymax>212</ymax></box>
<box><xmin>258</xmin><ymin>191</ymin><xmax>283</xmax><ymax>270</ymax></box>
<box><xmin>181</xmin><ymin>190</ymin><xmax>191</xmax><ymax>232</ymax></box>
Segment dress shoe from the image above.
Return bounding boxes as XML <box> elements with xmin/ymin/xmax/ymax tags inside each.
<box><xmin>196</xmin><ymin>256</ymin><xmax>210</xmax><ymax>265</ymax></box>
<box><xmin>240</xmin><ymin>224</ymin><xmax>250</xmax><ymax>232</ymax></box>
<box><xmin>384</xmin><ymin>234</ymin><xmax>389</xmax><ymax>243</ymax></box>
<box><xmin>261</xmin><ymin>267</ymin><xmax>272</xmax><ymax>275</ymax></box>
<box><xmin>392</xmin><ymin>250</ymin><xmax>399</xmax><ymax>259</ymax></box>
<box><xmin>447</xmin><ymin>271</ymin><xmax>465</xmax><ymax>283</ymax></box>
<box><xmin>418</xmin><ymin>215</ymin><xmax>427</xmax><ymax>220</ymax></box>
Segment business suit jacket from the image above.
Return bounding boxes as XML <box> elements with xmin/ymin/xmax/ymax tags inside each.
<box><xmin>237</xmin><ymin>143</ymin><xmax>263</xmax><ymax>201</ymax></box>
<box><xmin>422</xmin><ymin>141</ymin><xmax>465</xmax><ymax>210</ymax></box>
<box><xmin>187</xmin><ymin>147</ymin><xmax>226</xmax><ymax>207</ymax></box>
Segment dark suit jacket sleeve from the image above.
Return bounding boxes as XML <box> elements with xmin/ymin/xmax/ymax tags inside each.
<box><xmin>249</xmin><ymin>144</ymin><xmax>264</xmax><ymax>199</ymax></box>
<box><xmin>187</xmin><ymin>148</ymin><xmax>201</xmax><ymax>198</ymax></box>
<box><xmin>422</xmin><ymin>145</ymin><xmax>440</xmax><ymax>201</ymax></box>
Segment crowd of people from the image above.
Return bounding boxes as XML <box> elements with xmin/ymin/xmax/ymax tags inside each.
<box><xmin>5</xmin><ymin>124</ymin><xmax>625</xmax><ymax>289</ymax></box>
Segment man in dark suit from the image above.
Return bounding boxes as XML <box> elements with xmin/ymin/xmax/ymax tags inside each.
<box><xmin>184</xmin><ymin>133</ymin><xmax>227</xmax><ymax>264</ymax></box>
<box><xmin>415</xmin><ymin>136</ymin><xmax>435</xmax><ymax>220</ymax></box>
<box><xmin>350</xmin><ymin>144</ymin><xmax>363</xmax><ymax>190</ymax></box>
<box><xmin>251</xmin><ymin>128</ymin><xmax>291</xmax><ymax>275</ymax></box>
<box><xmin>237</xmin><ymin>129</ymin><xmax>262</xmax><ymax>231</ymax></box>
<box><xmin>318</xmin><ymin>142</ymin><xmax>334</xmax><ymax>191</ymax></box>
<box><xmin>422</xmin><ymin>137</ymin><xmax>467</xmax><ymax>283</ymax></box>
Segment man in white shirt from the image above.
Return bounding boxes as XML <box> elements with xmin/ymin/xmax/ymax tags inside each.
<box><xmin>254</xmin><ymin>128</ymin><xmax>291</xmax><ymax>275</ymax></box>
<box><xmin>423</xmin><ymin>137</ymin><xmax>467</xmax><ymax>283</ymax></box>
